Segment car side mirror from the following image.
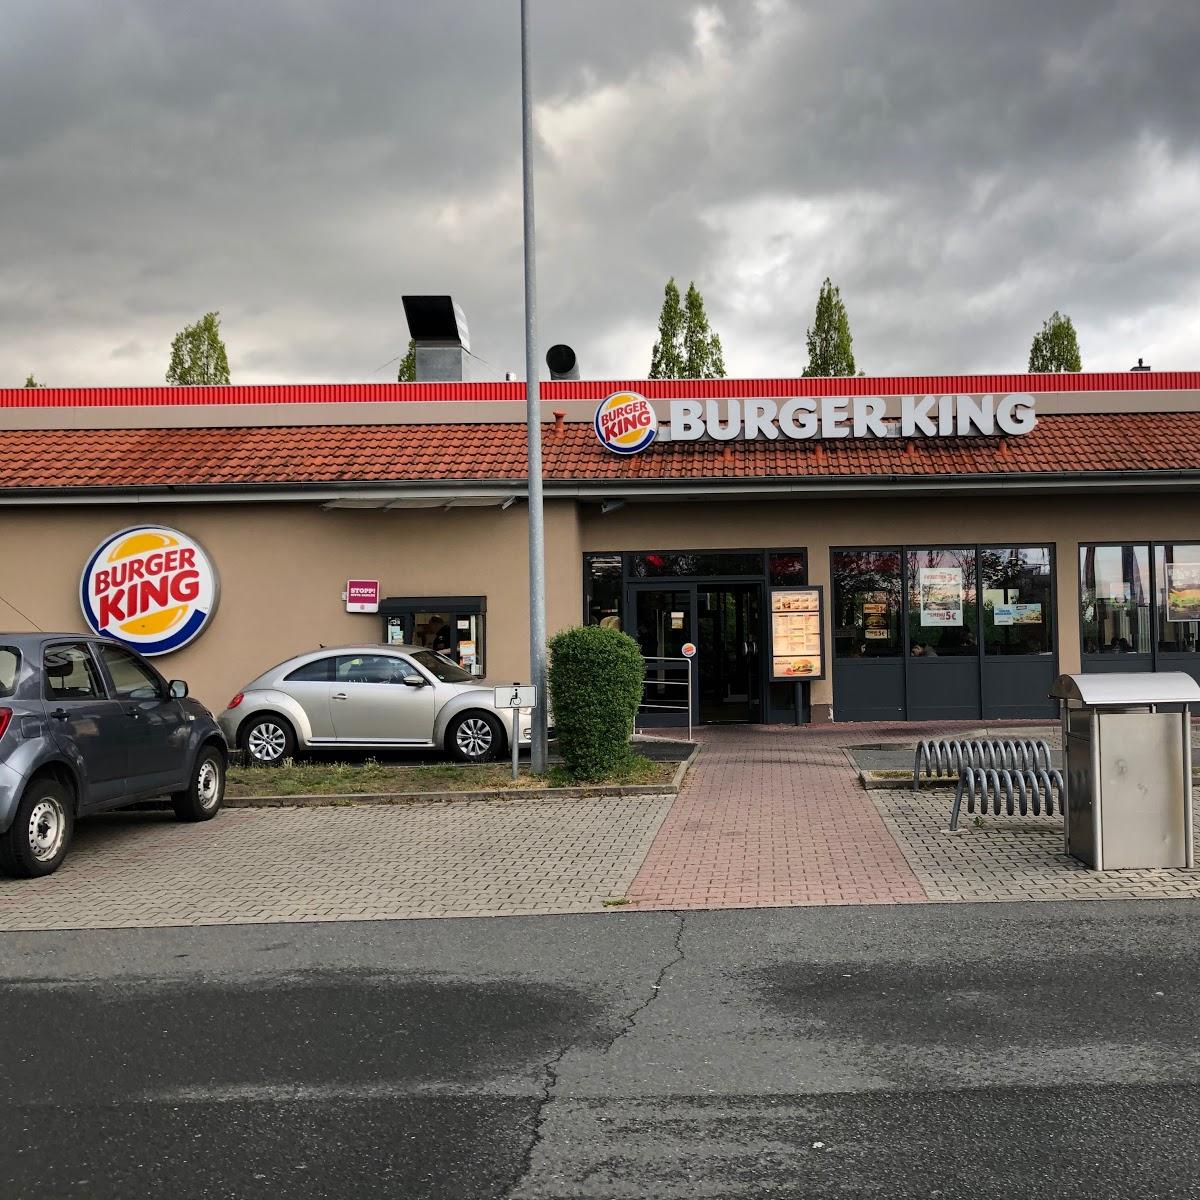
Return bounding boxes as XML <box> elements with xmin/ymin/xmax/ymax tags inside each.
<box><xmin>402</xmin><ymin>675</ymin><xmax>427</xmax><ymax>688</ymax></box>
<box><xmin>169</xmin><ymin>680</ymin><xmax>189</xmax><ymax>699</ymax></box>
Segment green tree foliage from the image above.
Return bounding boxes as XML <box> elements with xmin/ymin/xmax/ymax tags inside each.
<box><xmin>397</xmin><ymin>339</ymin><xmax>417</xmax><ymax>382</ymax></box>
<box><xmin>649</xmin><ymin>278</ymin><xmax>726</xmax><ymax>379</ymax></box>
<box><xmin>1028</xmin><ymin>311</ymin><xmax>1082</xmax><ymax>372</ymax></box>
<box><xmin>166</xmin><ymin>311</ymin><xmax>231</xmax><ymax>385</ymax></box>
<box><xmin>803</xmin><ymin>277</ymin><xmax>857</xmax><ymax>377</ymax></box>
<box><xmin>548</xmin><ymin>625</ymin><xmax>646</xmax><ymax>781</ymax></box>
<box><xmin>23</xmin><ymin>374</ymin><xmax>42</xmax><ymax>388</ymax></box>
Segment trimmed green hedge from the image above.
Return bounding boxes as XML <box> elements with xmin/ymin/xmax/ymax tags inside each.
<box><xmin>548</xmin><ymin>625</ymin><xmax>645</xmax><ymax>781</ymax></box>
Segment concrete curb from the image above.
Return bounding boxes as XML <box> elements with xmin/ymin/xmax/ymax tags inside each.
<box><xmin>225</xmin><ymin>753</ymin><xmax>697</xmax><ymax>809</ymax></box>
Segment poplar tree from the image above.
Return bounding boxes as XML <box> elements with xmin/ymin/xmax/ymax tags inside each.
<box><xmin>649</xmin><ymin>278</ymin><xmax>726</xmax><ymax>379</ymax></box>
<box><xmin>397</xmin><ymin>339</ymin><xmax>417</xmax><ymax>382</ymax></box>
<box><xmin>166</xmin><ymin>311</ymin><xmax>231</xmax><ymax>385</ymax></box>
<box><xmin>1028</xmin><ymin>311</ymin><xmax>1082</xmax><ymax>372</ymax></box>
<box><xmin>802</xmin><ymin>277</ymin><xmax>857</xmax><ymax>377</ymax></box>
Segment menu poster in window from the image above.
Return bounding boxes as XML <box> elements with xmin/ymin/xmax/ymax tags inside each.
<box><xmin>860</xmin><ymin>591</ymin><xmax>891</xmax><ymax>639</ymax></box>
<box><xmin>769</xmin><ymin>586</ymin><xmax>825</xmax><ymax>681</ymax></box>
<box><xmin>1166</xmin><ymin>562</ymin><xmax>1200</xmax><ymax>622</ymax></box>
<box><xmin>918</xmin><ymin>567</ymin><xmax>963</xmax><ymax>627</ymax></box>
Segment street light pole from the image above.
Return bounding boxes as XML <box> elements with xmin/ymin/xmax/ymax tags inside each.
<box><xmin>520</xmin><ymin>0</ymin><xmax>548</xmax><ymax>772</ymax></box>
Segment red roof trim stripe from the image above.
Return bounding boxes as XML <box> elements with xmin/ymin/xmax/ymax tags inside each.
<box><xmin>2</xmin><ymin>372</ymin><xmax>1198</xmax><ymax>408</ymax></box>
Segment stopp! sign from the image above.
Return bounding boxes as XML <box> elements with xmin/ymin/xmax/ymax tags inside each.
<box><xmin>80</xmin><ymin>525</ymin><xmax>219</xmax><ymax>656</ymax></box>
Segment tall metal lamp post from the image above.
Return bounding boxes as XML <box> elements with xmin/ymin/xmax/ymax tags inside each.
<box><xmin>520</xmin><ymin>0</ymin><xmax>548</xmax><ymax>772</ymax></box>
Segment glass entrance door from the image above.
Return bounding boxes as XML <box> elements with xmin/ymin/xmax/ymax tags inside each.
<box><xmin>630</xmin><ymin>587</ymin><xmax>694</xmax><ymax>727</ymax></box>
<box><xmin>697</xmin><ymin>586</ymin><xmax>763</xmax><ymax>723</ymax></box>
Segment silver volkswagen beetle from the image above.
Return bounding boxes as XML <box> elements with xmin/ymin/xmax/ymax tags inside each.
<box><xmin>218</xmin><ymin>645</ymin><xmax>532</xmax><ymax>765</ymax></box>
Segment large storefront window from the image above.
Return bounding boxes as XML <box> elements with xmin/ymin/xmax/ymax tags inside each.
<box><xmin>981</xmin><ymin>547</ymin><xmax>1053</xmax><ymax>656</ymax></box>
<box><xmin>1155</xmin><ymin>543</ymin><xmax>1200</xmax><ymax>654</ymax></box>
<box><xmin>907</xmin><ymin>548</ymin><xmax>978</xmax><ymax>656</ymax></box>
<box><xmin>832</xmin><ymin>549</ymin><xmax>902</xmax><ymax>657</ymax></box>
<box><xmin>832</xmin><ymin>543</ymin><xmax>1056</xmax><ymax>722</ymax></box>
<box><xmin>1079</xmin><ymin>545</ymin><xmax>1152</xmax><ymax>656</ymax></box>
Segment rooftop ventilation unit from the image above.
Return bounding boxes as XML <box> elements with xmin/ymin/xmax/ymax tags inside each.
<box><xmin>402</xmin><ymin>295</ymin><xmax>473</xmax><ymax>381</ymax></box>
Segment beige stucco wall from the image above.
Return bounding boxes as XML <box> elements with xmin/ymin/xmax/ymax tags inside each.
<box><xmin>0</xmin><ymin>501</ymin><xmax>581</xmax><ymax>711</ymax></box>
<box><xmin>3</xmin><ymin>487</ymin><xmax>1198</xmax><ymax>721</ymax></box>
<box><xmin>580</xmin><ymin>490</ymin><xmax>1200</xmax><ymax>718</ymax></box>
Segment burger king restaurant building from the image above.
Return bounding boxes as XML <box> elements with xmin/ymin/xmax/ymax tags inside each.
<box><xmin>3</xmin><ymin>371</ymin><xmax>1200</xmax><ymax>729</ymax></box>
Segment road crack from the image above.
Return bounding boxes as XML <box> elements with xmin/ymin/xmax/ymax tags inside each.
<box><xmin>503</xmin><ymin>912</ymin><xmax>688</xmax><ymax>1198</ymax></box>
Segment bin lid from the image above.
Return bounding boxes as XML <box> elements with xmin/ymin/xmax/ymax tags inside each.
<box><xmin>1050</xmin><ymin>672</ymin><xmax>1200</xmax><ymax>705</ymax></box>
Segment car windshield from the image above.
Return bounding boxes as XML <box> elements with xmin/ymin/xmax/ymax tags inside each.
<box><xmin>411</xmin><ymin>649</ymin><xmax>475</xmax><ymax>684</ymax></box>
<box><xmin>0</xmin><ymin>648</ymin><xmax>17</xmax><ymax>697</ymax></box>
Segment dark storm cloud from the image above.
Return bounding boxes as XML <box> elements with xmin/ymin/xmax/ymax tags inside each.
<box><xmin>1</xmin><ymin>0</ymin><xmax>1197</xmax><ymax>386</ymax></box>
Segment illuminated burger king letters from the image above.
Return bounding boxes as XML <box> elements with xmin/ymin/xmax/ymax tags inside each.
<box><xmin>594</xmin><ymin>391</ymin><xmax>1038</xmax><ymax>455</ymax></box>
<box><xmin>81</xmin><ymin>525</ymin><xmax>218</xmax><ymax>656</ymax></box>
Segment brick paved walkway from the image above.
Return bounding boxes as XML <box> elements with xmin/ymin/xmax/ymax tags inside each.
<box><xmin>626</xmin><ymin>725</ymin><xmax>929</xmax><ymax>909</ymax></box>
<box><xmin>0</xmin><ymin>796</ymin><xmax>673</xmax><ymax>931</ymax></box>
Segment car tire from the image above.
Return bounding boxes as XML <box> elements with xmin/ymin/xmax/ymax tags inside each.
<box><xmin>447</xmin><ymin>711</ymin><xmax>505</xmax><ymax>763</ymax></box>
<box><xmin>240</xmin><ymin>715</ymin><xmax>296</xmax><ymax>766</ymax></box>
<box><xmin>172</xmin><ymin>747</ymin><xmax>226</xmax><ymax>822</ymax></box>
<box><xmin>0</xmin><ymin>778</ymin><xmax>75</xmax><ymax>879</ymax></box>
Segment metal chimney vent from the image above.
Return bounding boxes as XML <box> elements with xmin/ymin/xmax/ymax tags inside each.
<box><xmin>402</xmin><ymin>295</ymin><xmax>473</xmax><ymax>381</ymax></box>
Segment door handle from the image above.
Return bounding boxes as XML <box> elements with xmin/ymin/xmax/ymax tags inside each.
<box><xmin>125</xmin><ymin>706</ymin><xmax>141</xmax><ymax>719</ymax></box>
<box><xmin>50</xmin><ymin>708</ymin><xmax>69</xmax><ymax>721</ymax></box>
<box><xmin>332</xmin><ymin>692</ymin><xmax>348</xmax><ymax>701</ymax></box>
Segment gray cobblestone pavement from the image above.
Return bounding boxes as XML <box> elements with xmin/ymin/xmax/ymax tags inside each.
<box><xmin>871</xmin><ymin>786</ymin><xmax>1200</xmax><ymax>902</ymax></box>
<box><xmin>0</xmin><ymin>797</ymin><xmax>674</xmax><ymax>931</ymax></box>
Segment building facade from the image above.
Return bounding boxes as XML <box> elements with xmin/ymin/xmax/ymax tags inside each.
<box><xmin>3</xmin><ymin>372</ymin><xmax>1200</xmax><ymax>726</ymax></box>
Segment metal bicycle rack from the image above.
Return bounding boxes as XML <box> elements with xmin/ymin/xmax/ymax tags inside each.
<box><xmin>949</xmin><ymin>766</ymin><xmax>1065</xmax><ymax>831</ymax></box>
<box><xmin>913</xmin><ymin>738</ymin><xmax>1054</xmax><ymax>789</ymax></box>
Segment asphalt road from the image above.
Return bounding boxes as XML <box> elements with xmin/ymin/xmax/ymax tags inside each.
<box><xmin>4</xmin><ymin>901</ymin><xmax>1200</xmax><ymax>1198</ymax></box>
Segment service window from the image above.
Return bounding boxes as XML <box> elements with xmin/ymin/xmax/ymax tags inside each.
<box><xmin>981</xmin><ymin>547</ymin><xmax>1053</xmax><ymax>656</ymax></box>
<box><xmin>380</xmin><ymin>598</ymin><xmax>486</xmax><ymax>676</ymax></box>
<box><xmin>584</xmin><ymin>554</ymin><xmax>622</xmax><ymax>628</ymax></box>
<box><xmin>832</xmin><ymin>549</ymin><xmax>902</xmax><ymax>658</ymax></box>
<box><xmin>1080</xmin><ymin>544</ymin><xmax>1151</xmax><ymax>655</ymax></box>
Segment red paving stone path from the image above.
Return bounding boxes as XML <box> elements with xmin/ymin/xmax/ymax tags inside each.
<box><xmin>627</xmin><ymin>724</ymin><xmax>934</xmax><ymax>910</ymax></box>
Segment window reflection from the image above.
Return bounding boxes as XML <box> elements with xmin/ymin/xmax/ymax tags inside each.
<box><xmin>1079</xmin><ymin>545</ymin><xmax>1151</xmax><ymax>655</ymax></box>
<box><xmin>981</xmin><ymin>547</ymin><xmax>1052</xmax><ymax>656</ymax></box>
<box><xmin>1156</xmin><ymin>543</ymin><xmax>1200</xmax><ymax>654</ymax></box>
<box><xmin>907</xmin><ymin>548</ymin><xmax>978</xmax><ymax>657</ymax></box>
<box><xmin>832</xmin><ymin>549</ymin><xmax>902</xmax><ymax>658</ymax></box>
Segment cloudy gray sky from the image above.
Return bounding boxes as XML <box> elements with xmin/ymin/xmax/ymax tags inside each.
<box><xmin>2</xmin><ymin>0</ymin><xmax>1198</xmax><ymax>387</ymax></box>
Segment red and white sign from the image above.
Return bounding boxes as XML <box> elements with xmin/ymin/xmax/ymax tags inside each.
<box><xmin>346</xmin><ymin>579</ymin><xmax>380</xmax><ymax>613</ymax></box>
<box><xmin>681</xmin><ymin>642</ymin><xmax>697</xmax><ymax>658</ymax></box>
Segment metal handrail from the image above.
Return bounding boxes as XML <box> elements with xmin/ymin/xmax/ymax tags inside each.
<box><xmin>637</xmin><ymin>655</ymin><xmax>694</xmax><ymax>742</ymax></box>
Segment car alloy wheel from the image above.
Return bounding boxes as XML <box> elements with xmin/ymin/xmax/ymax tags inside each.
<box><xmin>247</xmin><ymin>722</ymin><xmax>288</xmax><ymax>763</ymax></box>
<box><xmin>196</xmin><ymin>759</ymin><xmax>222</xmax><ymax>810</ymax></box>
<box><xmin>27</xmin><ymin>795</ymin><xmax>67</xmax><ymax>864</ymax></box>
<box><xmin>456</xmin><ymin>717</ymin><xmax>495</xmax><ymax>759</ymax></box>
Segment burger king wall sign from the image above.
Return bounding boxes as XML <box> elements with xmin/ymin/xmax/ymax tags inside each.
<box><xmin>594</xmin><ymin>391</ymin><xmax>658</xmax><ymax>455</ymax></box>
<box><xmin>80</xmin><ymin>525</ymin><xmax>219</xmax><ymax>656</ymax></box>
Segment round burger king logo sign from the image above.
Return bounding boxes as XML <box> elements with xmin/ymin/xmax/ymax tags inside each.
<box><xmin>80</xmin><ymin>525</ymin><xmax>218</xmax><ymax>656</ymax></box>
<box><xmin>594</xmin><ymin>391</ymin><xmax>657</xmax><ymax>456</ymax></box>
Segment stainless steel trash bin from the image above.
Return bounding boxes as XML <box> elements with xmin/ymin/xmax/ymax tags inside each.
<box><xmin>1050</xmin><ymin>673</ymin><xmax>1200</xmax><ymax>870</ymax></box>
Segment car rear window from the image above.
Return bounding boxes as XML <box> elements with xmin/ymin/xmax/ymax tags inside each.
<box><xmin>0</xmin><ymin>648</ymin><xmax>19</xmax><ymax>698</ymax></box>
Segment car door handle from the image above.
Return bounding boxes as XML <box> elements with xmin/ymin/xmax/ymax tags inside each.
<box><xmin>125</xmin><ymin>706</ymin><xmax>141</xmax><ymax>719</ymax></box>
<box><xmin>332</xmin><ymin>692</ymin><xmax>348</xmax><ymax>701</ymax></box>
<box><xmin>50</xmin><ymin>708</ymin><xmax>70</xmax><ymax>721</ymax></box>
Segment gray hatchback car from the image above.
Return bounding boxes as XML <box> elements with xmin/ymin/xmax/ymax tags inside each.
<box><xmin>0</xmin><ymin>633</ymin><xmax>228</xmax><ymax>878</ymax></box>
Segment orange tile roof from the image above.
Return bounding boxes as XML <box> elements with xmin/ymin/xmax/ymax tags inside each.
<box><xmin>0</xmin><ymin>413</ymin><xmax>1196</xmax><ymax>492</ymax></box>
